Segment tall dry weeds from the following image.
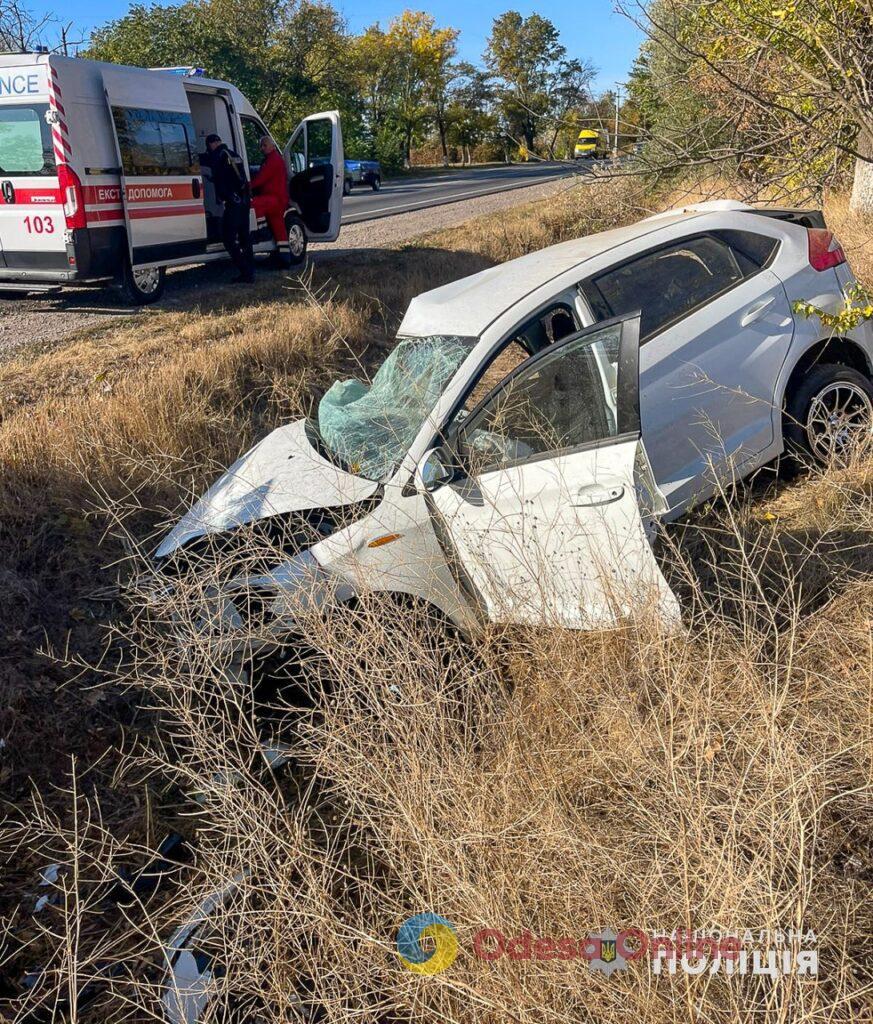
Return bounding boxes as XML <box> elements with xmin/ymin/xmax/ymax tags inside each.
<box><xmin>4</xmin><ymin>439</ymin><xmax>871</xmax><ymax>1023</ymax></box>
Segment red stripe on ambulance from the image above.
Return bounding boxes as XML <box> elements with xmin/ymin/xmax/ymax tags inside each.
<box><xmin>128</xmin><ymin>204</ymin><xmax>205</xmax><ymax>219</ymax></box>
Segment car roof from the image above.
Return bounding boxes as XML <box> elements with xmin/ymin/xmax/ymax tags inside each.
<box><xmin>398</xmin><ymin>203</ymin><xmax>751</xmax><ymax>338</ymax></box>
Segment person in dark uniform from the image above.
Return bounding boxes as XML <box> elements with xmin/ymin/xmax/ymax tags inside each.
<box><xmin>200</xmin><ymin>133</ymin><xmax>254</xmax><ymax>283</ymax></box>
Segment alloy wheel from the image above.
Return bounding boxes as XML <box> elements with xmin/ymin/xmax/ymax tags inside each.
<box><xmin>805</xmin><ymin>381</ymin><xmax>873</xmax><ymax>461</ymax></box>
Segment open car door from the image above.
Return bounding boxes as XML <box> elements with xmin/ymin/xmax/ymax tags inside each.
<box><xmin>283</xmin><ymin>110</ymin><xmax>343</xmax><ymax>242</ymax></box>
<box><xmin>426</xmin><ymin>314</ymin><xmax>680</xmax><ymax>629</ymax></box>
<box><xmin>102</xmin><ymin>67</ymin><xmax>207</xmax><ymax>268</ymax></box>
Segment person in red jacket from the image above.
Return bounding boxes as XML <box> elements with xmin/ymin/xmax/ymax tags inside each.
<box><xmin>251</xmin><ymin>136</ymin><xmax>291</xmax><ymax>267</ymax></box>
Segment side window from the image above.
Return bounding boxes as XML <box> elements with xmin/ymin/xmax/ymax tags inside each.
<box><xmin>460</xmin><ymin>339</ymin><xmax>531</xmax><ymax>416</ymax></box>
<box><xmin>459</xmin><ymin>323</ymin><xmax>622</xmax><ymax>476</ymax></box>
<box><xmin>113</xmin><ymin>108</ymin><xmax>197</xmax><ymax>176</ymax></box>
<box><xmin>510</xmin><ymin>303</ymin><xmax>579</xmax><ymax>353</ymax></box>
<box><xmin>712</xmin><ymin>229</ymin><xmax>779</xmax><ymax>273</ymax></box>
<box><xmin>307</xmin><ymin>118</ymin><xmax>333</xmax><ymax>167</ymax></box>
<box><xmin>586</xmin><ymin>235</ymin><xmax>745</xmax><ymax>341</ymax></box>
<box><xmin>240</xmin><ymin>116</ymin><xmax>268</xmax><ymax>173</ymax></box>
<box><xmin>287</xmin><ymin>130</ymin><xmax>305</xmax><ymax>175</ymax></box>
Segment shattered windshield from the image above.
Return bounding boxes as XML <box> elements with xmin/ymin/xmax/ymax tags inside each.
<box><xmin>315</xmin><ymin>334</ymin><xmax>477</xmax><ymax>480</ymax></box>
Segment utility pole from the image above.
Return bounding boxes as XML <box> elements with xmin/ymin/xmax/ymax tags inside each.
<box><xmin>613</xmin><ymin>86</ymin><xmax>621</xmax><ymax>161</ymax></box>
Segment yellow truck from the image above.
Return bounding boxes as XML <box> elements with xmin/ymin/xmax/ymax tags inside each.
<box><xmin>574</xmin><ymin>128</ymin><xmax>608</xmax><ymax>159</ymax></box>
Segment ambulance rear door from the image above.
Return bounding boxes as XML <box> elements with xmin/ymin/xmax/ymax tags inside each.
<box><xmin>102</xmin><ymin>67</ymin><xmax>207</xmax><ymax>267</ymax></box>
<box><xmin>0</xmin><ymin>60</ymin><xmax>66</xmax><ymax>275</ymax></box>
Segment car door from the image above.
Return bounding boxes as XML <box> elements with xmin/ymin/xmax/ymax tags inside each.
<box><xmin>103</xmin><ymin>67</ymin><xmax>207</xmax><ymax>267</ymax></box>
<box><xmin>283</xmin><ymin>111</ymin><xmax>343</xmax><ymax>241</ymax></box>
<box><xmin>0</xmin><ymin>67</ymin><xmax>65</xmax><ymax>274</ymax></box>
<box><xmin>581</xmin><ymin>230</ymin><xmax>794</xmax><ymax>513</ymax></box>
<box><xmin>426</xmin><ymin>314</ymin><xmax>680</xmax><ymax>629</ymax></box>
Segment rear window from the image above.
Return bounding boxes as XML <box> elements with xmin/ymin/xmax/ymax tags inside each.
<box><xmin>0</xmin><ymin>104</ymin><xmax>56</xmax><ymax>177</ymax></box>
<box><xmin>112</xmin><ymin>107</ymin><xmax>197</xmax><ymax>176</ymax></box>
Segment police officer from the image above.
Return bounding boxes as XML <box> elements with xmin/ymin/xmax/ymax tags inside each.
<box><xmin>200</xmin><ymin>133</ymin><xmax>254</xmax><ymax>284</ymax></box>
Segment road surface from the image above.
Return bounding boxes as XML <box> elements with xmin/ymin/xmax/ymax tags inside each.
<box><xmin>341</xmin><ymin>161</ymin><xmax>580</xmax><ymax>224</ymax></box>
<box><xmin>0</xmin><ymin>163</ymin><xmax>585</xmax><ymax>357</ymax></box>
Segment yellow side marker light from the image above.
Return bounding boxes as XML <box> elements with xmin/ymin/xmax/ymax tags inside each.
<box><xmin>368</xmin><ymin>533</ymin><xmax>403</xmax><ymax>548</ymax></box>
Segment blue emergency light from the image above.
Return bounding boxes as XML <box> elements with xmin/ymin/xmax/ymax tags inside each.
<box><xmin>151</xmin><ymin>66</ymin><xmax>207</xmax><ymax>77</ymax></box>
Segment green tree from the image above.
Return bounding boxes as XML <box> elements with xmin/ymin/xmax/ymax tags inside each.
<box><xmin>485</xmin><ymin>11</ymin><xmax>565</xmax><ymax>153</ymax></box>
<box><xmin>87</xmin><ymin>0</ymin><xmax>351</xmax><ymax>141</ymax></box>
<box><xmin>623</xmin><ymin>0</ymin><xmax>873</xmax><ymax>208</ymax></box>
<box><xmin>383</xmin><ymin>10</ymin><xmax>459</xmax><ymax>168</ymax></box>
<box><xmin>445</xmin><ymin>63</ymin><xmax>496</xmax><ymax>164</ymax></box>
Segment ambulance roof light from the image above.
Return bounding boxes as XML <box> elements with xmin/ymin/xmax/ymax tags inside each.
<box><xmin>151</xmin><ymin>66</ymin><xmax>207</xmax><ymax>77</ymax></box>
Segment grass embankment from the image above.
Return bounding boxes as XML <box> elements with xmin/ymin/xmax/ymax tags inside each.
<box><xmin>0</xmin><ymin>175</ymin><xmax>871</xmax><ymax>1020</ymax></box>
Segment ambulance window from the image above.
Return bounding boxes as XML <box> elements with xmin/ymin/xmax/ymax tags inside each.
<box><xmin>112</xmin><ymin>108</ymin><xmax>197</xmax><ymax>176</ymax></box>
<box><xmin>307</xmin><ymin>118</ymin><xmax>332</xmax><ymax>167</ymax></box>
<box><xmin>240</xmin><ymin>116</ymin><xmax>267</xmax><ymax>173</ymax></box>
<box><xmin>287</xmin><ymin>131</ymin><xmax>305</xmax><ymax>175</ymax></box>
<box><xmin>0</xmin><ymin>104</ymin><xmax>56</xmax><ymax>176</ymax></box>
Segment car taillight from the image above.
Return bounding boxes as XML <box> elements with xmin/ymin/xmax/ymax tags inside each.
<box><xmin>57</xmin><ymin>164</ymin><xmax>86</xmax><ymax>230</ymax></box>
<box><xmin>807</xmin><ymin>228</ymin><xmax>846</xmax><ymax>271</ymax></box>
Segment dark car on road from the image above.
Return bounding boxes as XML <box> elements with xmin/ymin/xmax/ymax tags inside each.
<box><xmin>343</xmin><ymin>159</ymin><xmax>381</xmax><ymax>194</ymax></box>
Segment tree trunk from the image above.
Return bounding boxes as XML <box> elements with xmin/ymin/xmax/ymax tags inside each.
<box><xmin>850</xmin><ymin>133</ymin><xmax>873</xmax><ymax>215</ymax></box>
<box><xmin>438</xmin><ymin>116</ymin><xmax>449</xmax><ymax>167</ymax></box>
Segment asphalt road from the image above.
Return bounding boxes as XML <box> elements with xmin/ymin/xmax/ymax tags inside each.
<box><xmin>341</xmin><ymin>161</ymin><xmax>581</xmax><ymax>224</ymax></box>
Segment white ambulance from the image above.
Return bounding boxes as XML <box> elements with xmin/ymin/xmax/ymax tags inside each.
<box><xmin>0</xmin><ymin>52</ymin><xmax>344</xmax><ymax>303</ymax></box>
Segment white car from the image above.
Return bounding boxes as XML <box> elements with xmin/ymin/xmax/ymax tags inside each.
<box><xmin>154</xmin><ymin>201</ymin><xmax>873</xmax><ymax>633</ymax></box>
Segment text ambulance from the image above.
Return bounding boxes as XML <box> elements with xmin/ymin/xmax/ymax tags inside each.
<box><xmin>0</xmin><ymin>53</ymin><xmax>344</xmax><ymax>303</ymax></box>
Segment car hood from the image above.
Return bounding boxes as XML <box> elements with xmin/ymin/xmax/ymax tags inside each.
<box><xmin>155</xmin><ymin>419</ymin><xmax>380</xmax><ymax>558</ymax></box>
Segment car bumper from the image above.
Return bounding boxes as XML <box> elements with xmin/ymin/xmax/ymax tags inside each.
<box><xmin>152</xmin><ymin>550</ymin><xmax>355</xmax><ymax>653</ymax></box>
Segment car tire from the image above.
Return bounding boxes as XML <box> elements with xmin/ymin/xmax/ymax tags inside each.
<box><xmin>284</xmin><ymin>212</ymin><xmax>307</xmax><ymax>267</ymax></box>
<box><xmin>119</xmin><ymin>261</ymin><xmax>165</xmax><ymax>305</ymax></box>
<box><xmin>784</xmin><ymin>363</ymin><xmax>873</xmax><ymax>465</ymax></box>
<box><xmin>342</xmin><ymin>178</ymin><xmax>352</xmax><ymax>196</ymax></box>
<box><xmin>371</xmin><ymin>175</ymin><xmax>381</xmax><ymax>191</ymax></box>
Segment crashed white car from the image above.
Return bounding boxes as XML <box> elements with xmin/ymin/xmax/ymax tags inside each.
<box><xmin>155</xmin><ymin>201</ymin><xmax>873</xmax><ymax>633</ymax></box>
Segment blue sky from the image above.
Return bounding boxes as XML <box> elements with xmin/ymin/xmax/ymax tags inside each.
<box><xmin>31</xmin><ymin>0</ymin><xmax>641</xmax><ymax>94</ymax></box>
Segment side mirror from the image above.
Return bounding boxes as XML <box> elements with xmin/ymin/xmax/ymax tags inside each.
<box><xmin>418</xmin><ymin>446</ymin><xmax>456</xmax><ymax>491</ymax></box>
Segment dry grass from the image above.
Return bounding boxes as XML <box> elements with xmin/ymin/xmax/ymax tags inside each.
<box><xmin>5</xmin><ymin>449</ymin><xmax>871</xmax><ymax>1022</ymax></box>
<box><xmin>0</xmin><ymin>172</ymin><xmax>871</xmax><ymax>1021</ymax></box>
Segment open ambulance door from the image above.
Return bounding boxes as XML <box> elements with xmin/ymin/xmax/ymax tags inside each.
<box><xmin>283</xmin><ymin>111</ymin><xmax>343</xmax><ymax>242</ymax></box>
<box><xmin>102</xmin><ymin>67</ymin><xmax>207</xmax><ymax>268</ymax></box>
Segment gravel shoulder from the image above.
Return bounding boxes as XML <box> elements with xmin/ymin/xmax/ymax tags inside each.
<box><xmin>0</xmin><ymin>175</ymin><xmax>567</xmax><ymax>363</ymax></box>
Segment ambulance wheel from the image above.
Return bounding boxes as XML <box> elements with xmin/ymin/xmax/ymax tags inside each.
<box><xmin>119</xmin><ymin>262</ymin><xmax>165</xmax><ymax>305</ymax></box>
<box><xmin>371</xmin><ymin>175</ymin><xmax>381</xmax><ymax>191</ymax></box>
<box><xmin>284</xmin><ymin>213</ymin><xmax>307</xmax><ymax>267</ymax></box>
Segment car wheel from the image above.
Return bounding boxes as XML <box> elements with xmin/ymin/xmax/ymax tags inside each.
<box><xmin>371</xmin><ymin>176</ymin><xmax>381</xmax><ymax>192</ymax></box>
<box><xmin>119</xmin><ymin>261</ymin><xmax>165</xmax><ymax>305</ymax></box>
<box><xmin>784</xmin><ymin>363</ymin><xmax>873</xmax><ymax>465</ymax></box>
<box><xmin>284</xmin><ymin>212</ymin><xmax>307</xmax><ymax>267</ymax></box>
<box><xmin>342</xmin><ymin>178</ymin><xmax>351</xmax><ymax>196</ymax></box>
